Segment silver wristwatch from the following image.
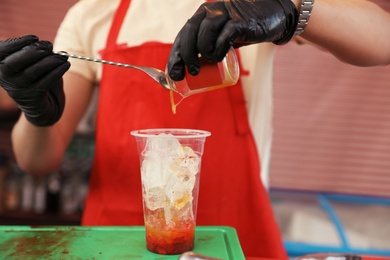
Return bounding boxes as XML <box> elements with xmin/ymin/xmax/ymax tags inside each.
<box><xmin>294</xmin><ymin>0</ymin><xmax>315</xmax><ymax>36</ymax></box>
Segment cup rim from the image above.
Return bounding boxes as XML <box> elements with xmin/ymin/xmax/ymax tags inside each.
<box><xmin>130</xmin><ymin>128</ymin><xmax>211</xmax><ymax>138</ymax></box>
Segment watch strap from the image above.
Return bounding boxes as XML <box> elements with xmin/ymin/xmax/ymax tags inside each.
<box><xmin>294</xmin><ymin>0</ymin><xmax>315</xmax><ymax>36</ymax></box>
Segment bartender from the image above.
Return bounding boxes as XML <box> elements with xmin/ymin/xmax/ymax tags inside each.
<box><xmin>0</xmin><ymin>0</ymin><xmax>305</xmax><ymax>258</ymax></box>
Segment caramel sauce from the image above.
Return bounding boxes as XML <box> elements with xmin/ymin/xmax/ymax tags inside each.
<box><xmin>169</xmin><ymin>90</ymin><xmax>184</xmax><ymax>114</ymax></box>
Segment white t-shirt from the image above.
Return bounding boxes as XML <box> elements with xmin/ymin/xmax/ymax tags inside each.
<box><xmin>54</xmin><ymin>0</ymin><xmax>276</xmax><ymax>187</ymax></box>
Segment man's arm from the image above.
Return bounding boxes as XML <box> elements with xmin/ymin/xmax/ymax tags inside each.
<box><xmin>11</xmin><ymin>71</ymin><xmax>94</xmax><ymax>176</ymax></box>
<box><xmin>168</xmin><ymin>0</ymin><xmax>390</xmax><ymax>80</ymax></box>
<box><xmin>298</xmin><ymin>0</ymin><xmax>390</xmax><ymax>66</ymax></box>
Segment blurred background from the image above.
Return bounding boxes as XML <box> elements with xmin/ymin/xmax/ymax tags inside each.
<box><xmin>0</xmin><ymin>0</ymin><xmax>389</xmax><ymax>257</ymax></box>
<box><xmin>270</xmin><ymin>0</ymin><xmax>390</xmax><ymax>256</ymax></box>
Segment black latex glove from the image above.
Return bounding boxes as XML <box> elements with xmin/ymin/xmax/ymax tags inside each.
<box><xmin>0</xmin><ymin>35</ymin><xmax>70</xmax><ymax>126</ymax></box>
<box><xmin>168</xmin><ymin>0</ymin><xmax>298</xmax><ymax>81</ymax></box>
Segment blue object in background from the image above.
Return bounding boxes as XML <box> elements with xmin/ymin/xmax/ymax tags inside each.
<box><xmin>270</xmin><ymin>189</ymin><xmax>390</xmax><ymax>258</ymax></box>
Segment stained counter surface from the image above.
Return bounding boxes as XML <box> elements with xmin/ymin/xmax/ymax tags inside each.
<box><xmin>0</xmin><ymin>226</ymin><xmax>245</xmax><ymax>259</ymax></box>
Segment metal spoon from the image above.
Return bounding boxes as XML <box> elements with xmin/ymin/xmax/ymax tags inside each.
<box><xmin>54</xmin><ymin>51</ymin><xmax>171</xmax><ymax>90</ymax></box>
<box><xmin>178</xmin><ymin>252</ymin><xmax>222</xmax><ymax>260</ymax></box>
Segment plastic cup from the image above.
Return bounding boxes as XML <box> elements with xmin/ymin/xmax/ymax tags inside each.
<box><xmin>165</xmin><ymin>47</ymin><xmax>240</xmax><ymax>97</ymax></box>
<box><xmin>131</xmin><ymin>128</ymin><xmax>211</xmax><ymax>255</ymax></box>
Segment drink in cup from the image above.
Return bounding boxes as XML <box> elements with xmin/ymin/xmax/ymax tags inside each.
<box><xmin>131</xmin><ymin>128</ymin><xmax>211</xmax><ymax>255</ymax></box>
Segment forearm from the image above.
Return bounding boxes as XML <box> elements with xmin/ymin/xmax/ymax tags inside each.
<box><xmin>11</xmin><ymin>71</ymin><xmax>96</xmax><ymax>176</ymax></box>
<box><xmin>11</xmin><ymin>115</ymin><xmax>68</xmax><ymax>176</ymax></box>
<box><xmin>295</xmin><ymin>0</ymin><xmax>390</xmax><ymax>66</ymax></box>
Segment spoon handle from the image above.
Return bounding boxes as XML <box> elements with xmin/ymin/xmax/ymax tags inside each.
<box><xmin>54</xmin><ymin>51</ymin><xmax>172</xmax><ymax>91</ymax></box>
<box><xmin>54</xmin><ymin>51</ymin><xmax>139</xmax><ymax>69</ymax></box>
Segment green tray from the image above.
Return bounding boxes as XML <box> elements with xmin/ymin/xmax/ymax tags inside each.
<box><xmin>0</xmin><ymin>226</ymin><xmax>245</xmax><ymax>259</ymax></box>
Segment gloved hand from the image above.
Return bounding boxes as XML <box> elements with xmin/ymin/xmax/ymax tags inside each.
<box><xmin>168</xmin><ymin>0</ymin><xmax>298</xmax><ymax>81</ymax></box>
<box><xmin>0</xmin><ymin>35</ymin><xmax>70</xmax><ymax>126</ymax></box>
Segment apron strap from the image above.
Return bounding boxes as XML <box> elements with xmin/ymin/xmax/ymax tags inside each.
<box><xmin>228</xmin><ymin>83</ymin><xmax>251</xmax><ymax>136</ymax></box>
<box><xmin>228</xmin><ymin>44</ymin><xmax>251</xmax><ymax>136</ymax></box>
<box><xmin>105</xmin><ymin>0</ymin><xmax>131</xmax><ymax>50</ymax></box>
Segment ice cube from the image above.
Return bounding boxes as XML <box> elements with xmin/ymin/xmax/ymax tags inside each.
<box><xmin>143</xmin><ymin>186</ymin><xmax>167</xmax><ymax>210</ymax></box>
<box><xmin>140</xmin><ymin>134</ymin><xmax>181</xmax><ymax>190</ymax></box>
<box><xmin>140</xmin><ymin>133</ymin><xmax>200</xmax><ymax>214</ymax></box>
<box><xmin>142</xmin><ymin>133</ymin><xmax>182</xmax><ymax>159</ymax></box>
<box><xmin>169</xmin><ymin>146</ymin><xmax>200</xmax><ymax>176</ymax></box>
<box><xmin>166</xmin><ymin>170</ymin><xmax>195</xmax><ymax>210</ymax></box>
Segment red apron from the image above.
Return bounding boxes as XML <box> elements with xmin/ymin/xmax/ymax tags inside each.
<box><xmin>82</xmin><ymin>0</ymin><xmax>286</xmax><ymax>258</ymax></box>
